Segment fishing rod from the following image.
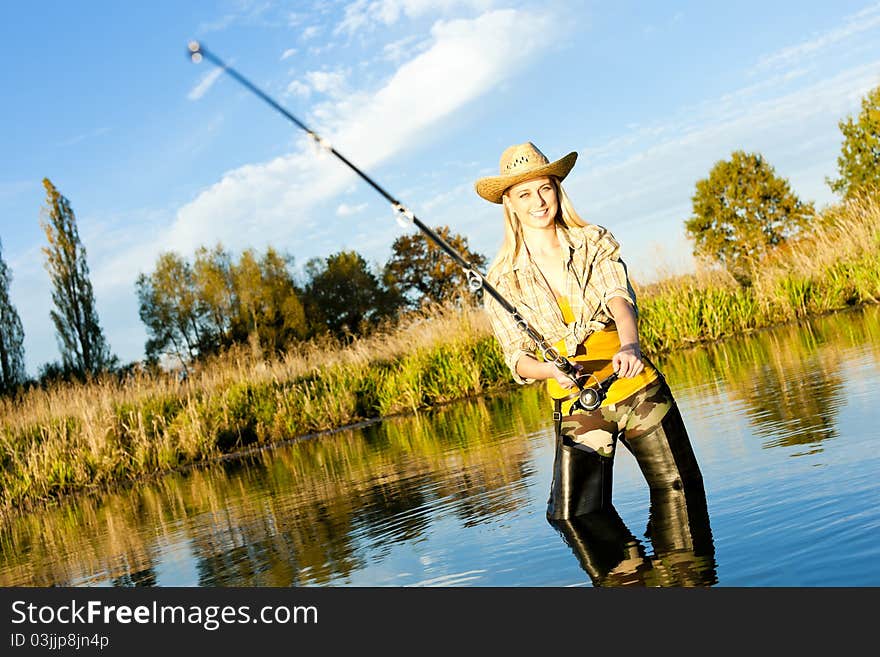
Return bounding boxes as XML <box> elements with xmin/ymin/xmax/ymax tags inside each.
<box><xmin>187</xmin><ymin>40</ymin><xmax>614</xmax><ymax>411</ymax></box>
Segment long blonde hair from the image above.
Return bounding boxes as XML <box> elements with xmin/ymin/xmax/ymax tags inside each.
<box><xmin>487</xmin><ymin>177</ymin><xmax>588</xmax><ymax>280</ymax></box>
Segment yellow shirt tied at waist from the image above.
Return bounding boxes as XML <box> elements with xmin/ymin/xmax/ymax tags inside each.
<box><xmin>545</xmin><ymin>295</ymin><xmax>657</xmax><ymax>413</ymax></box>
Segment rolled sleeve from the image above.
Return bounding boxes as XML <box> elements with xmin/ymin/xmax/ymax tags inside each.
<box><xmin>589</xmin><ymin>229</ymin><xmax>639</xmax><ymax>318</ymax></box>
<box><xmin>484</xmin><ymin>291</ymin><xmax>538</xmax><ymax>385</ymax></box>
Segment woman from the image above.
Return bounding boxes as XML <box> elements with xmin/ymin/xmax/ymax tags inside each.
<box><xmin>476</xmin><ymin>142</ymin><xmax>705</xmax><ymax>520</ymax></box>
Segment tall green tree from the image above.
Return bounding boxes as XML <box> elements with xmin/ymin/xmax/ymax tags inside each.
<box><xmin>193</xmin><ymin>244</ymin><xmax>235</xmax><ymax>346</ymax></box>
<box><xmin>684</xmin><ymin>151</ymin><xmax>814</xmax><ymax>280</ymax></box>
<box><xmin>0</xmin><ymin>238</ymin><xmax>26</xmax><ymax>392</ymax></box>
<box><xmin>137</xmin><ymin>245</ymin><xmax>309</xmax><ymax>365</ymax></box>
<box><xmin>40</xmin><ymin>178</ymin><xmax>113</xmax><ymax>376</ymax></box>
<box><xmin>827</xmin><ymin>84</ymin><xmax>880</xmax><ymax>199</ymax></box>
<box><xmin>136</xmin><ymin>252</ymin><xmax>207</xmax><ymax>368</ymax></box>
<box><xmin>303</xmin><ymin>250</ymin><xmax>398</xmax><ymax>337</ymax></box>
<box><xmin>229</xmin><ymin>247</ymin><xmax>307</xmax><ymax>353</ymax></box>
<box><xmin>384</xmin><ymin>226</ymin><xmax>487</xmax><ymax>309</ymax></box>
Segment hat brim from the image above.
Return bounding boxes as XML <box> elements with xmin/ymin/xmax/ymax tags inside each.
<box><xmin>474</xmin><ymin>151</ymin><xmax>578</xmax><ymax>204</ymax></box>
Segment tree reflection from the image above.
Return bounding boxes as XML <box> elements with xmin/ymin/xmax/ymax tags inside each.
<box><xmin>656</xmin><ymin>308</ymin><xmax>880</xmax><ymax>450</ymax></box>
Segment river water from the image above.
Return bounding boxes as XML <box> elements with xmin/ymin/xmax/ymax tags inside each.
<box><xmin>2</xmin><ymin>305</ymin><xmax>878</xmax><ymax>587</ymax></box>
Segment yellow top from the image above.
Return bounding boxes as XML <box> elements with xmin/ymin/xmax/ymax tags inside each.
<box><xmin>545</xmin><ymin>295</ymin><xmax>658</xmax><ymax>410</ymax></box>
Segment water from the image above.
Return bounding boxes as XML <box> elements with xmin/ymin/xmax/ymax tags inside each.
<box><xmin>1</xmin><ymin>305</ymin><xmax>878</xmax><ymax>587</ymax></box>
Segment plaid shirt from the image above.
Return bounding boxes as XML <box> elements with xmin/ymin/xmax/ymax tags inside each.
<box><xmin>484</xmin><ymin>223</ymin><xmax>637</xmax><ymax>385</ymax></box>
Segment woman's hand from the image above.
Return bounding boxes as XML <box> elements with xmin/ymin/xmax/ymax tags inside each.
<box><xmin>613</xmin><ymin>342</ymin><xmax>644</xmax><ymax>378</ymax></box>
<box><xmin>606</xmin><ymin>297</ymin><xmax>645</xmax><ymax>379</ymax></box>
<box><xmin>514</xmin><ymin>355</ymin><xmax>584</xmax><ymax>389</ymax></box>
<box><xmin>546</xmin><ymin>361</ymin><xmax>584</xmax><ymax>389</ymax></box>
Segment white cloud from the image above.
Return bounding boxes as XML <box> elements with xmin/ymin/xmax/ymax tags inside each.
<box><xmin>305</xmin><ymin>70</ymin><xmax>348</xmax><ymax>96</ymax></box>
<box><xmin>382</xmin><ymin>34</ymin><xmax>427</xmax><ymax>62</ymax></box>
<box><xmin>197</xmin><ymin>14</ymin><xmax>238</xmax><ymax>34</ymax></box>
<box><xmin>286</xmin><ymin>80</ymin><xmax>311</xmax><ymax>97</ymax></box>
<box><xmin>301</xmin><ymin>25</ymin><xmax>320</xmax><ymax>40</ymax></box>
<box><xmin>281</xmin><ymin>47</ymin><xmax>298</xmax><ymax>60</ymax></box>
<box><xmin>56</xmin><ymin>126</ymin><xmax>111</xmax><ymax>148</ymax></box>
<box><xmin>753</xmin><ymin>2</ymin><xmax>880</xmax><ymax>73</ymax></box>
<box><xmin>336</xmin><ymin>0</ymin><xmax>370</xmax><ymax>35</ymax></box>
<box><xmin>336</xmin><ymin>0</ymin><xmax>494</xmax><ymax>35</ymax></box>
<box><xmin>187</xmin><ymin>66</ymin><xmax>225</xmax><ymax>100</ymax></box>
<box><xmin>196</xmin><ymin>2</ymin><xmax>277</xmax><ymax>34</ymax></box>
<box><xmin>164</xmin><ymin>8</ymin><xmax>554</xmax><ymax>258</ymax></box>
<box><xmin>336</xmin><ymin>202</ymin><xmax>368</xmax><ymax>216</ymax></box>
<box><xmin>285</xmin><ymin>69</ymin><xmax>348</xmax><ymax>99</ymax></box>
<box><xmin>561</xmin><ymin>60</ymin><xmax>880</xmax><ymax>283</ymax></box>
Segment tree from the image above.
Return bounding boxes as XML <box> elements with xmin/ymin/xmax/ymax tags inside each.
<box><xmin>137</xmin><ymin>245</ymin><xmax>309</xmax><ymax>365</ymax></box>
<box><xmin>302</xmin><ymin>250</ymin><xmax>397</xmax><ymax>337</ymax></box>
<box><xmin>828</xmin><ymin>84</ymin><xmax>880</xmax><ymax>199</ymax></box>
<box><xmin>40</xmin><ymin>178</ymin><xmax>114</xmax><ymax>376</ymax></box>
<box><xmin>0</xmin><ymin>238</ymin><xmax>26</xmax><ymax>392</ymax></box>
<box><xmin>383</xmin><ymin>226</ymin><xmax>487</xmax><ymax>308</ymax></box>
<box><xmin>193</xmin><ymin>244</ymin><xmax>235</xmax><ymax>347</ymax></box>
<box><xmin>229</xmin><ymin>247</ymin><xmax>307</xmax><ymax>353</ymax></box>
<box><xmin>684</xmin><ymin>151</ymin><xmax>814</xmax><ymax>280</ymax></box>
<box><xmin>136</xmin><ymin>252</ymin><xmax>206</xmax><ymax>368</ymax></box>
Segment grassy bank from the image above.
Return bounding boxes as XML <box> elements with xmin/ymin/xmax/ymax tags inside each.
<box><xmin>638</xmin><ymin>195</ymin><xmax>880</xmax><ymax>349</ymax></box>
<box><xmin>1</xmin><ymin>195</ymin><xmax>879</xmax><ymax>518</ymax></box>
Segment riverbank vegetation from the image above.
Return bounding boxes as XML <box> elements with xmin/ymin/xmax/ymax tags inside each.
<box><xmin>640</xmin><ymin>193</ymin><xmax>880</xmax><ymax>349</ymax></box>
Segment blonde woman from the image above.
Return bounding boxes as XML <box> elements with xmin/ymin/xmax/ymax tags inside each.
<box><xmin>477</xmin><ymin>142</ymin><xmax>705</xmax><ymax>520</ymax></box>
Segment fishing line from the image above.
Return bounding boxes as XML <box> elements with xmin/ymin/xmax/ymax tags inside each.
<box><xmin>187</xmin><ymin>41</ymin><xmax>615</xmax><ymax>404</ymax></box>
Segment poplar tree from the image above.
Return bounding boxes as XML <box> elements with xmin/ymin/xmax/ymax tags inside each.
<box><xmin>40</xmin><ymin>178</ymin><xmax>113</xmax><ymax>376</ymax></box>
<box><xmin>0</xmin><ymin>238</ymin><xmax>26</xmax><ymax>392</ymax></box>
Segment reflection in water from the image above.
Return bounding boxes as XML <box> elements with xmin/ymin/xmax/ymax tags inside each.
<box><xmin>111</xmin><ymin>568</ymin><xmax>157</xmax><ymax>588</ymax></box>
<box><xmin>550</xmin><ymin>481</ymin><xmax>716</xmax><ymax>587</ymax></box>
<box><xmin>659</xmin><ymin>305</ymin><xmax>880</xmax><ymax>451</ymax></box>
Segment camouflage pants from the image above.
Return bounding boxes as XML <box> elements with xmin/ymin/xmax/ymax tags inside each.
<box><xmin>547</xmin><ymin>377</ymin><xmax>704</xmax><ymax>519</ymax></box>
<box><xmin>559</xmin><ymin>378</ymin><xmax>673</xmax><ymax>457</ymax></box>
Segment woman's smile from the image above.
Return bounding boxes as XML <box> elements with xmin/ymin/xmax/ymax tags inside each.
<box><xmin>507</xmin><ymin>176</ymin><xmax>558</xmax><ymax>229</ymax></box>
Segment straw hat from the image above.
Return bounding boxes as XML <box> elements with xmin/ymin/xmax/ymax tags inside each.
<box><xmin>474</xmin><ymin>142</ymin><xmax>577</xmax><ymax>204</ymax></box>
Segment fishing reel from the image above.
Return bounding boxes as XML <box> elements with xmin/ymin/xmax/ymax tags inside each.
<box><xmin>571</xmin><ymin>371</ymin><xmax>619</xmax><ymax>412</ymax></box>
<box><xmin>544</xmin><ymin>349</ymin><xmax>618</xmax><ymax>412</ymax></box>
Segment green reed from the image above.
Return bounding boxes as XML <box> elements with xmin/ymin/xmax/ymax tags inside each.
<box><xmin>0</xmin><ymin>306</ymin><xmax>514</xmax><ymax>517</ymax></box>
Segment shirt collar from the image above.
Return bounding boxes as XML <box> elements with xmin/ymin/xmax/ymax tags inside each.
<box><xmin>511</xmin><ymin>245</ymin><xmax>531</xmax><ymax>272</ymax></box>
<box><xmin>556</xmin><ymin>224</ymin><xmax>584</xmax><ymax>259</ymax></box>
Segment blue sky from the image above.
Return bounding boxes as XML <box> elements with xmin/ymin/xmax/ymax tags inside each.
<box><xmin>2</xmin><ymin>0</ymin><xmax>880</xmax><ymax>376</ymax></box>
